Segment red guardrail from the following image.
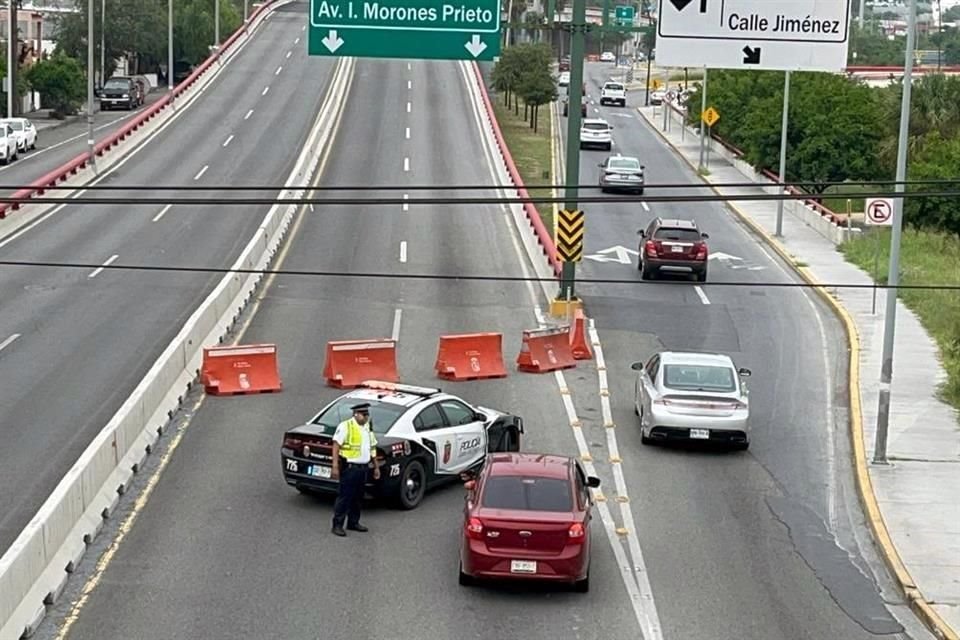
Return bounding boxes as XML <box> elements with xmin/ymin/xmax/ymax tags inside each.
<box><xmin>845</xmin><ymin>65</ymin><xmax>960</xmax><ymax>73</ymax></box>
<box><xmin>0</xmin><ymin>0</ymin><xmax>278</xmax><ymax>220</ymax></box>
<box><xmin>471</xmin><ymin>61</ymin><xmax>562</xmax><ymax>277</ymax></box>
<box><xmin>665</xmin><ymin>101</ymin><xmax>843</xmax><ymax>224</ymax></box>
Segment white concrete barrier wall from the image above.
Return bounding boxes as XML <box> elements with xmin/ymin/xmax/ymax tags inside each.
<box><xmin>0</xmin><ymin>45</ymin><xmax>352</xmax><ymax>640</ymax></box>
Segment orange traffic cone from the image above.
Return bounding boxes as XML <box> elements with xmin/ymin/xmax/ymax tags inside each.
<box><xmin>570</xmin><ymin>309</ymin><xmax>593</xmax><ymax>360</ymax></box>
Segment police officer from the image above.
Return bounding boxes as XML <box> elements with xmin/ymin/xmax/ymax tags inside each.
<box><xmin>330</xmin><ymin>403</ymin><xmax>380</xmax><ymax>537</ymax></box>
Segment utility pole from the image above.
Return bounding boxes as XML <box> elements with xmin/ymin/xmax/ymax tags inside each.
<box><xmin>244</xmin><ymin>0</ymin><xmax>249</xmax><ymax>26</ymax></box>
<box><xmin>697</xmin><ymin>67</ymin><xmax>708</xmax><ymax>172</ymax></box>
<box><xmin>87</xmin><ymin>0</ymin><xmax>97</xmax><ymax>174</ymax></box>
<box><xmin>100</xmin><ymin>0</ymin><xmax>105</xmax><ymax>87</ymax></box>
<box><xmin>168</xmin><ymin>0</ymin><xmax>174</xmax><ymax>108</ymax></box>
<box><xmin>7</xmin><ymin>0</ymin><xmax>17</xmax><ymax>118</ymax></box>
<box><xmin>557</xmin><ymin>0</ymin><xmax>587</xmax><ymax>305</ymax></box>
<box><xmin>775</xmin><ymin>70</ymin><xmax>791</xmax><ymax>237</ymax></box>
<box><xmin>643</xmin><ymin>27</ymin><xmax>653</xmax><ymax>105</ymax></box>
<box><xmin>215</xmin><ymin>0</ymin><xmax>220</xmax><ymax>51</ymax></box>
<box><xmin>873</xmin><ymin>0</ymin><xmax>916</xmax><ymax>464</ymax></box>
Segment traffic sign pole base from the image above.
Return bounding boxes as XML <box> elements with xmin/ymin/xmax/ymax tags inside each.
<box><xmin>549</xmin><ymin>297</ymin><xmax>583</xmax><ymax>319</ymax></box>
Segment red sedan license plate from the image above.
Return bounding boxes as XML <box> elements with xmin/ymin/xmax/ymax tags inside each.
<box><xmin>510</xmin><ymin>560</ymin><xmax>537</xmax><ymax>574</ymax></box>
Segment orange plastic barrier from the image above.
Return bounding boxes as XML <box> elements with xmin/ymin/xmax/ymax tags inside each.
<box><xmin>517</xmin><ymin>327</ymin><xmax>577</xmax><ymax>373</ymax></box>
<box><xmin>323</xmin><ymin>339</ymin><xmax>399</xmax><ymax>388</ymax></box>
<box><xmin>570</xmin><ymin>309</ymin><xmax>593</xmax><ymax>360</ymax></box>
<box><xmin>435</xmin><ymin>333</ymin><xmax>508</xmax><ymax>381</ymax></box>
<box><xmin>201</xmin><ymin>343</ymin><xmax>283</xmax><ymax>395</ymax></box>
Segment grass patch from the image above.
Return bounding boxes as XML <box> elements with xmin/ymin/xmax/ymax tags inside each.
<box><xmin>491</xmin><ymin>96</ymin><xmax>555</xmax><ymax>229</ymax></box>
<box><xmin>820</xmin><ymin>182</ymin><xmax>874</xmax><ymax>214</ymax></box>
<box><xmin>840</xmin><ymin>227</ymin><xmax>960</xmax><ymax>409</ymax></box>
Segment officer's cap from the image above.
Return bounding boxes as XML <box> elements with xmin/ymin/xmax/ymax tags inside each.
<box><xmin>351</xmin><ymin>403</ymin><xmax>371</xmax><ymax>414</ymax></box>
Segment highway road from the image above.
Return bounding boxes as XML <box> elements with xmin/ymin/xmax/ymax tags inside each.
<box><xmin>44</xmin><ymin>58</ymin><xmax>648</xmax><ymax>640</ymax></box>
<box><xmin>552</xmin><ymin>61</ymin><xmax>924</xmax><ymax>639</ymax></box>
<box><xmin>0</xmin><ymin>2</ymin><xmax>336</xmax><ymax>555</ymax></box>
<box><xmin>0</xmin><ymin>93</ymin><xmax>166</xmax><ymax>198</ymax></box>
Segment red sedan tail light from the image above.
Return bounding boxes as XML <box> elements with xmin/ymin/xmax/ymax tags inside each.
<box><xmin>466</xmin><ymin>517</ymin><xmax>485</xmax><ymax>540</ymax></box>
<box><xmin>568</xmin><ymin>522</ymin><xmax>586</xmax><ymax>542</ymax></box>
<box><xmin>694</xmin><ymin>242</ymin><xmax>708</xmax><ymax>260</ymax></box>
<box><xmin>644</xmin><ymin>240</ymin><xmax>658</xmax><ymax>257</ymax></box>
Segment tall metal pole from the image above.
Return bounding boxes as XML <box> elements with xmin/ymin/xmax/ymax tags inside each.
<box><xmin>87</xmin><ymin>0</ymin><xmax>97</xmax><ymax>173</ymax></box>
<box><xmin>775</xmin><ymin>70</ymin><xmax>791</xmax><ymax>237</ymax></box>
<box><xmin>100</xmin><ymin>0</ymin><xmax>105</xmax><ymax>86</ymax></box>
<box><xmin>557</xmin><ymin>0</ymin><xmax>586</xmax><ymax>302</ymax></box>
<box><xmin>643</xmin><ymin>35</ymin><xmax>652</xmax><ymax>105</ymax></box>
<box><xmin>6</xmin><ymin>0</ymin><xmax>16</xmax><ymax>118</ymax></box>
<box><xmin>858</xmin><ymin>0</ymin><xmax>865</xmax><ymax>25</ymax></box>
<box><xmin>215</xmin><ymin>0</ymin><xmax>220</xmax><ymax>50</ymax></box>
<box><xmin>697</xmin><ymin>67</ymin><xmax>708</xmax><ymax>172</ymax></box>
<box><xmin>873</xmin><ymin>0</ymin><xmax>916</xmax><ymax>465</ymax></box>
<box><xmin>168</xmin><ymin>0</ymin><xmax>174</xmax><ymax>108</ymax></box>
<box><xmin>244</xmin><ymin>0</ymin><xmax>249</xmax><ymax>24</ymax></box>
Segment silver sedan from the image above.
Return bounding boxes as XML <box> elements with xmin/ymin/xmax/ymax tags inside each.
<box><xmin>598</xmin><ymin>155</ymin><xmax>645</xmax><ymax>194</ymax></box>
<box><xmin>631</xmin><ymin>351</ymin><xmax>752</xmax><ymax>450</ymax></box>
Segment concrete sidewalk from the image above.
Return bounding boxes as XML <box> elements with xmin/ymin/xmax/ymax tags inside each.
<box><xmin>638</xmin><ymin>104</ymin><xmax>960</xmax><ymax>639</ymax></box>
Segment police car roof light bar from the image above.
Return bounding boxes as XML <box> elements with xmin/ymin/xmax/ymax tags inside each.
<box><xmin>359</xmin><ymin>380</ymin><xmax>442</xmax><ymax>397</ymax></box>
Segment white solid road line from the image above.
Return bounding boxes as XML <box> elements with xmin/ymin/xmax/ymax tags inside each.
<box><xmin>694</xmin><ymin>285</ymin><xmax>710</xmax><ymax>305</ymax></box>
<box><xmin>88</xmin><ymin>254</ymin><xmax>119</xmax><ymax>279</ymax></box>
<box><xmin>244</xmin><ymin>109</ymin><xmax>254</xmax><ymax>120</ymax></box>
<box><xmin>261</xmin><ymin>86</ymin><xmax>270</xmax><ymax>96</ymax></box>
<box><xmin>222</xmin><ymin>134</ymin><xmax>234</xmax><ymax>147</ymax></box>
<box><xmin>152</xmin><ymin>204</ymin><xmax>173</xmax><ymax>222</ymax></box>
<box><xmin>193</xmin><ymin>165</ymin><xmax>209</xmax><ymax>181</ymax></box>
<box><xmin>403</xmin><ymin>157</ymin><xmax>410</xmax><ymax>172</ymax></box>
<box><xmin>402</xmin><ymin>194</ymin><xmax>409</xmax><ymax>212</ymax></box>
<box><xmin>406</xmin><ymin>101</ymin><xmax>411</xmax><ymax>113</ymax></box>
<box><xmin>0</xmin><ymin>333</ymin><xmax>21</xmax><ymax>353</ymax></box>
<box><xmin>286</xmin><ymin>50</ymin><xmax>292</xmax><ymax>59</ymax></box>
<box><xmin>275</xmin><ymin>65</ymin><xmax>283</xmax><ymax>75</ymax></box>
<box><xmin>391</xmin><ymin>309</ymin><xmax>402</xmax><ymax>342</ymax></box>
<box><xmin>405</xmin><ymin>127</ymin><xmax>410</xmax><ymax>139</ymax></box>
<box><xmin>399</xmin><ymin>241</ymin><xmax>407</xmax><ymax>263</ymax></box>
<box><xmin>641</xmin><ymin>201</ymin><xmax>650</xmax><ymax>212</ymax></box>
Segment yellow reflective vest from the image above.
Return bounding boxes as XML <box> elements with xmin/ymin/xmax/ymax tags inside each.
<box><xmin>338</xmin><ymin>418</ymin><xmax>377</xmax><ymax>461</ymax></box>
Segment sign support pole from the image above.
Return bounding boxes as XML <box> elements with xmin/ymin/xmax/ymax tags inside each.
<box><xmin>556</xmin><ymin>0</ymin><xmax>587</xmax><ymax>306</ymax></box>
<box><xmin>775</xmin><ymin>70</ymin><xmax>791</xmax><ymax>238</ymax></box>
<box><xmin>873</xmin><ymin>0</ymin><xmax>916</xmax><ymax>465</ymax></box>
<box><xmin>697</xmin><ymin>67</ymin><xmax>708</xmax><ymax>172</ymax></box>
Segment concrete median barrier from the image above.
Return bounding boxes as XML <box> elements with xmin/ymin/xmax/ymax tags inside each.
<box><xmin>0</xmin><ymin>54</ymin><xmax>355</xmax><ymax>640</ymax></box>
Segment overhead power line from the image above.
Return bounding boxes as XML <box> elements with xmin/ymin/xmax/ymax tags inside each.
<box><xmin>1</xmin><ymin>259</ymin><xmax>957</xmax><ymax>291</ymax></box>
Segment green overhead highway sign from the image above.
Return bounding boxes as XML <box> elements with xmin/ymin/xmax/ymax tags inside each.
<box><xmin>614</xmin><ymin>4</ymin><xmax>635</xmax><ymax>24</ymax></box>
<box><xmin>308</xmin><ymin>0</ymin><xmax>502</xmax><ymax>60</ymax></box>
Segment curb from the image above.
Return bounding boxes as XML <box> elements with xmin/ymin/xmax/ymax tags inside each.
<box><xmin>638</xmin><ymin>105</ymin><xmax>959</xmax><ymax>640</ymax></box>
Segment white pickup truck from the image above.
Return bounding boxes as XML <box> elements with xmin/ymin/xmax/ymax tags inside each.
<box><xmin>599</xmin><ymin>81</ymin><xmax>627</xmax><ymax>107</ymax></box>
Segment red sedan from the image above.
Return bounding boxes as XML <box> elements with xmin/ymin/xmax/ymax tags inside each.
<box><xmin>458</xmin><ymin>452</ymin><xmax>601</xmax><ymax>592</ymax></box>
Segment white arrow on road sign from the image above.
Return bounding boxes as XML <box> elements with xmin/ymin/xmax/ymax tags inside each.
<box><xmin>865</xmin><ymin>197</ymin><xmax>894</xmax><ymax>226</ymax></box>
<box><xmin>465</xmin><ymin>35</ymin><xmax>487</xmax><ymax>58</ymax></box>
<box><xmin>584</xmin><ymin>245</ymin><xmax>639</xmax><ymax>264</ymax></box>
<box><xmin>322</xmin><ymin>29</ymin><xmax>344</xmax><ymax>53</ymax></box>
<box><xmin>655</xmin><ymin>0</ymin><xmax>851</xmax><ymax>72</ymax></box>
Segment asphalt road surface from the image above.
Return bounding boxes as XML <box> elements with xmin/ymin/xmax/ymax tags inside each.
<box><xmin>0</xmin><ymin>93</ymin><xmax>166</xmax><ymax>198</ymax></box>
<box><xmin>0</xmin><ymin>2</ymin><xmax>336</xmax><ymax>555</ymax></box>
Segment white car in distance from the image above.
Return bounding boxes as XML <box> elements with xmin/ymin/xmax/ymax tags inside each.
<box><xmin>0</xmin><ymin>123</ymin><xmax>18</xmax><ymax>164</ymax></box>
<box><xmin>0</xmin><ymin>117</ymin><xmax>37</xmax><ymax>151</ymax></box>
<box><xmin>631</xmin><ymin>351</ymin><xmax>752</xmax><ymax>450</ymax></box>
<box><xmin>558</xmin><ymin>71</ymin><xmax>571</xmax><ymax>87</ymax></box>
<box><xmin>600</xmin><ymin>81</ymin><xmax>627</xmax><ymax>107</ymax></box>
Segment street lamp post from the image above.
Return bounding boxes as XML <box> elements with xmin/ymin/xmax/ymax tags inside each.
<box><xmin>215</xmin><ymin>0</ymin><xmax>220</xmax><ymax>51</ymax></box>
<box><xmin>100</xmin><ymin>0</ymin><xmax>105</xmax><ymax>87</ymax></box>
<box><xmin>168</xmin><ymin>0</ymin><xmax>174</xmax><ymax>107</ymax></box>
<box><xmin>7</xmin><ymin>0</ymin><xmax>17</xmax><ymax>118</ymax></box>
<box><xmin>87</xmin><ymin>0</ymin><xmax>97</xmax><ymax>173</ymax></box>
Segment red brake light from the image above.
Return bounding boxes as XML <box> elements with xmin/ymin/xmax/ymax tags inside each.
<box><xmin>644</xmin><ymin>240</ymin><xmax>658</xmax><ymax>257</ymax></box>
<box><xmin>694</xmin><ymin>242</ymin><xmax>708</xmax><ymax>260</ymax></box>
<box><xmin>466</xmin><ymin>517</ymin><xmax>484</xmax><ymax>540</ymax></box>
<box><xmin>568</xmin><ymin>522</ymin><xmax>586</xmax><ymax>542</ymax></box>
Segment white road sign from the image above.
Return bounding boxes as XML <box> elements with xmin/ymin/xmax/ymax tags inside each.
<box><xmin>865</xmin><ymin>197</ymin><xmax>894</xmax><ymax>226</ymax></box>
<box><xmin>654</xmin><ymin>0</ymin><xmax>851</xmax><ymax>72</ymax></box>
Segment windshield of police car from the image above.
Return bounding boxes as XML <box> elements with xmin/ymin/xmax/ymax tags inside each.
<box><xmin>311</xmin><ymin>398</ymin><xmax>404</xmax><ymax>435</ymax></box>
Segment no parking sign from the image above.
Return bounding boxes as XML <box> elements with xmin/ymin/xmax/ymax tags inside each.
<box><xmin>865</xmin><ymin>198</ymin><xmax>894</xmax><ymax>226</ymax></box>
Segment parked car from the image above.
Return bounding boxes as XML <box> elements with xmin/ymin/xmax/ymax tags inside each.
<box><xmin>0</xmin><ymin>117</ymin><xmax>37</xmax><ymax>151</ymax></box>
<box><xmin>0</xmin><ymin>123</ymin><xmax>18</xmax><ymax>164</ymax></box>
<box><xmin>600</xmin><ymin>51</ymin><xmax>615</xmax><ymax>62</ymax></box>
<box><xmin>458</xmin><ymin>452</ymin><xmax>600</xmax><ymax>591</ymax></box>
<box><xmin>557</xmin><ymin>71</ymin><xmax>571</xmax><ymax>87</ymax></box>
<box><xmin>562</xmin><ymin>95</ymin><xmax>588</xmax><ymax>118</ymax></box>
<box><xmin>99</xmin><ymin>76</ymin><xmax>145</xmax><ymax>110</ymax></box>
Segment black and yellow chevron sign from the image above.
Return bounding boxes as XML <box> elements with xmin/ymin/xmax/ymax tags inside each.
<box><xmin>556</xmin><ymin>209</ymin><xmax>585</xmax><ymax>262</ymax></box>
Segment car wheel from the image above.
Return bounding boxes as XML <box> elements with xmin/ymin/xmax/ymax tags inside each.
<box><xmin>394</xmin><ymin>460</ymin><xmax>426</xmax><ymax>510</ymax></box>
<box><xmin>641</xmin><ymin>264</ymin><xmax>654</xmax><ymax>280</ymax></box>
<box><xmin>641</xmin><ymin>429</ymin><xmax>654</xmax><ymax>445</ymax></box>
<box><xmin>636</xmin><ymin>187</ymin><xmax>645</xmax><ymax>195</ymax></box>
<box><xmin>573</xmin><ymin>571</ymin><xmax>590</xmax><ymax>593</ymax></box>
<box><xmin>605</xmin><ymin>143</ymin><xmax>612</xmax><ymax>150</ymax></box>
<box><xmin>733</xmin><ymin>440</ymin><xmax>750</xmax><ymax>451</ymax></box>
<box><xmin>458</xmin><ymin>562</ymin><xmax>474</xmax><ymax>586</ymax></box>
<box><xmin>696</xmin><ymin>269</ymin><xmax>707</xmax><ymax>283</ymax></box>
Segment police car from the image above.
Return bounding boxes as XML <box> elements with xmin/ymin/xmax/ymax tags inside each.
<box><xmin>281</xmin><ymin>381</ymin><xmax>524</xmax><ymax>510</ymax></box>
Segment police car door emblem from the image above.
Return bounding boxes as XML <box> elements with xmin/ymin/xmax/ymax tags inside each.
<box><xmin>443</xmin><ymin>441</ymin><xmax>452</xmax><ymax>464</ymax></box>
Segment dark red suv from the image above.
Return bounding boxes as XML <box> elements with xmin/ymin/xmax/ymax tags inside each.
<box><xmin>637</xmin><ymin>218</ymin><xmax>710</xmax><ymax>282</ymax></box>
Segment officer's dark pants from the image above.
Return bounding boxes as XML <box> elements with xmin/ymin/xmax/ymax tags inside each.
<box><xmin>332</xmin><ymin>463</ymin><xmax>366</xmax><ymax>529</ymax></box>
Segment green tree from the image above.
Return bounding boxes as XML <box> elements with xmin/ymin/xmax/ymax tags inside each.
<box><xmin>877</xmin><ymin>73</ymin><xmax>960</xmax><ymax>170</ymax></box>
<box><xmin>944</xmin><ymin>5</ymin><xmax>960</xmax><ymax>21</ymax></box>
<box><xmin>518</xmin><ymin>64</ymin><xmax>557</xmax><ymax>132</ymax></box>
<box><xmin>24</xmin><ymin>52</ymin><xmax>86</xmax><ymax>117</ymax></box>
<box><xmin>906</xmin><ymin>134</ymin><xmax>960</xmax><ymax>237</ymax></box>
<box><xmin>849</xmin><ymin>26</ymin><xmax>905</xmax><ymax>65</ymax></box>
